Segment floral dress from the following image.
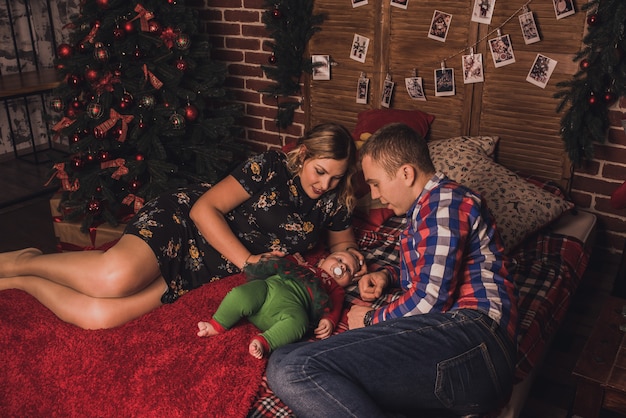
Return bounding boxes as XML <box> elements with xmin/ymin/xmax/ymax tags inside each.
<box><xmin>124</xmin><ymin>150</ymin><xmax>351</xmax><ymax>303</ymax></box>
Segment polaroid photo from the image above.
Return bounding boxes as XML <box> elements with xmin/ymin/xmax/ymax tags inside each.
<box><xmin>381</xmin><ymin>79</ymin><xmax>395</xmax><ymax>108</ymax></box>
<box><xmin>356</xmin><ymin>76</ymin><xmax>370</xmax><ymax>104</ymax></box>
<box><xmin>405</xmin><ymin>77</ymin><xmax>426</xmax><ymax>101</ymax></box>
<box><xmin>519</xmin><ymin>11</ymin><xmax>541</xmax><ymax>45</ymax></box>
<box><xmin>391</xmin><ymin>0</ymin><xmax>408</xmax><ymax>10</ymax></box>
<box><xmin>350</xmin><ymin>34</ymin><xmax>370</xmax><ymax>63</ymax></box>
<box><xmin>352</xmin><ymin>0</ymin><xmax>368</xmax><ymax>8</ymax></box>
<box><xmin>526</xmin><ymin>54</ymin><xmax>558</xmax><ymax>89</ymax></box>
<box><xmin>471</xmin><ymin>0</ymin><xmax>495</xmax><ymax>25</ymax></box>
<box><xmin>553</xmin><ymin>0</ymin><xmax>575</xmax><ymax>20</ymax></box>
<box><xmin>462</xmin><ymin>53</ymin><xmax>484</xmax><ymax>84</ymax></box>
<box><xmin>434</xmin><ymin>67</ymin><xmax>455</xmax><ymax>97</ymax></box>
<box><xmin>428</xmin><ymin>10</ymin><xmax>452</xmax><ymax>43</ymax></box>
<box><xmin>489</xmin><ymin>34</ymin><xmax>516</xmax><ymax>68</ymax></box>
<box><xmin>311</xmin><ymin>55</ymin><xmax>331</xmax><ymax>80</ymax></box>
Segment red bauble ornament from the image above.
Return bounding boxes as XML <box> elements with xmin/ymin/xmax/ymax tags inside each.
<box><xmin>174</xmin><ymin>58</ymin><xmax>187</xmax><ymax>72</ymax></box>
<box><xmin>70</xmin><ymin>132</ymin><xmax>81</xmax><ymax>143</ymax></box>
<box><xmin>184</xmin><ymin>104</ymin><xmax>199</xmax><ymax>121</ymax></box>
<box><xmin>268</xmin><ymin>53</ymin><xmax>277</xmax><ymax>64</ymax></box>
<box><xmin>272</xmin><ymin>7</ymin><xmax>282</xmax><ymax>19</ymax></box>
<box><xmin>604</xmin><ymin>91</ymin><xmax>617</xmax><ymax>104</ymax></box>
<box><xmin>94</xmin><ymin>43</ymin><xmax>109</xmax><ymax>62</ymax></box>
<box><xmin>71</xmin><ymin>98</ymin><xmax>83</xmax><ymax>110</ymax></box>
<box><xmin>71</xmin><ymin>155</ymin><xmax>84</xmax><ymax>170</ymax></box>
<box><xmin>120</xmin><ymin>92</ymin><xmax>134</xmax><ymax>110</ymax></box>
<box><xmin>87</xmin><ymin>102</ymin><xmax>104</xmax><ymax>119</ymax></box>
<box><xmin>135</xmin><ymin>153</ymin><xmax>145</xmax><ymax>161</ymax></box>
<box><xmin>98</xmin><ymin>150</ymin><xmax>111</xmax><ymax>161</ymax></box>
<box><xmin>67</xmin><ymin>74</ymin><xmax>81</xmax><ymax>87</ymax></box>
<box><xmin>169</xmin><ymin>113</ymin><xmax>185</xmax><ymax>129</ymax></box>
<box><xmin>175</xmin><ymin>33</ymin><xmax>190</xmax><ymax>50</ymax></box>
<box><xmin>87</xmin><ymin>198</ymin><xmax>101</xmax><ymax>214</ymax></box>
<box><xmin>133</xmin><ymin>47</ymin><xmax>143</xmax><ymax>59</ymax></box>
<box><xmin>94</xmin><ymin>127</ymin><xmax>106</xmax><ymax>139</ymax></box>
<box><xmin>587</xmin><ymin>14</ymin><xmax>598</xmax><ymax>26</ymax></box>
<box><xmin>86</xmin><ymin>153</ymin><xmax>95</xmax><ymax>162</ymax></box>
<box><xmin>129</xmin><ymin>179</ymin><xmax>142</xmax><ymax>192</ymax></box>
<box><xmin>57</xmin><ymin>43</ymin><xmax>73</xmax><ymax>59</ymax></box>
<box><xmin>51</xmin><ymin>97</ymin><xmax>64</xmax><ymax>112</ymax></box>
<box><xmin>85</xmin><ymin>68</ymin><xmax>99</xmax><ymax>82</ymax></box>
<box><xmin>580</xmin><ymin>59</ymin><xmax>590</xmax><ymax>70</ymax></box>
<box><xmin>148</xmin><ymin>20</ymin><xmax>162</xmax><ymax>35</ymax></box>
<box><xmin>588</xmin><ymin>92</ymin><xmax>597</xmax><ymax>105</ymax></box>
<box><xmin>95</xmin><ymin>0</ymin><xmax>109</xmax><ymax>9</ymax></box>
<box><xmin>124</xmin><ymin>20</ymin><xmax>135</xmax><ymax>33</ymax></box>
<box><xmin>65</xmin><ymin>107</ymin><xmax>78</xmax><ymax>118</ymax></box>
<box><xmin>138</xmin><ymin>119</ymin><xmax>146</xmax><ymax>129</ymax></box>
<box><xmin>110</xmin><ymin>126</ymin><xmax>124</xmax><ymax>140</ymax></box>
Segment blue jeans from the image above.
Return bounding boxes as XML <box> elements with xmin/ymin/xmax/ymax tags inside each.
<box><xmin>266</xmin><ymin>309</ymin><xmax>516</xmax><ymax>418</ymax></box>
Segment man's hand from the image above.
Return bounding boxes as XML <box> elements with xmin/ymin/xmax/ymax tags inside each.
<box><xmin>357</xmin><ymin>270</ymin><xmax>389</xmax><ymax>301</ymax></box>
<box><xmin>348</xmin><ymin>305</ymin><xmax>373</xmax><ymax>330</ymax></box>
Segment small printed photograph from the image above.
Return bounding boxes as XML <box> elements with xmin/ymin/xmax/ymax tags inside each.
<box><xmin>381</xmin><ymin>78</ymin><xmax>395</xmax><ymax>108</ymax></box>
<box><xmin>350</xmin><ymin>34</ymin><xmax>370</xmax><ymax>63</ymax></box>
<box><xmin>356</xmin><ymin>77</ymin><xmax>370</xmax><ymax>104</ymax></box>
<box><xmin>553</xmin><ymin>0</ymin><xmax>575</xmax><ymax>20</ymax></box>
<box><xmin>526</xmin><ymin>53</ymin><xmax>558</xmax><ymax>89</ymax></box>
<box><xmin>405</xmin><ymin>77</ymin><xmax>426</xmax><ymax>101</ymax></box>
<box><xmin>428</xmin><ymin>10</ymin><xmax>452</xmax><ymax>43</ymax></box>
<box><xmin>462</xmin><ymin>53</ymin><xmax>484</xmax><ymax>84</ymax></box>
<box><xmin>311</xmin><ymin>55</ymin><xmax>331</xmax><ymax>80</ymax></box>
<box><xmin>352</xmin><ymin>0</ymin><xmax>368</xmax><ymax>8</ymax></box>
<box><xmin>434</xmin><ymin>67</ymin><xmax>455</xmax><ymax>97</ymax></box>
<box><xmin>489</xmin><ymin>34</ymin><xmax>516</xmax><ymax>68</ymax></box>
<box><xmin>471</xmin><ymin>0</ymin><xmax>495</xmax><ymax>25</ymax></box>
<box><xmin>391</xmin><ymin>0</ymin><xmax>408</xmax><ymax>10</ymax></box>
<box><xmin>519</xmin><ymin>11</ymin><xmax>541</xmax><ymax>44</ymax></box>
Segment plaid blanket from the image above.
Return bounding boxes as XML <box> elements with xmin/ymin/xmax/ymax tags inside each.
<box><xmin>247</xmin><ymin>213</ymin><xmax>590</xmax><ymax>417</ymax></box>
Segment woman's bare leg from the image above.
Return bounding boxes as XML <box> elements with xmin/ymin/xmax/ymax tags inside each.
<box><xmin>0</xmin><ymin>235</ymin><xmax>161</xmax><ymax>298</ymax></box>
<box><xmin>4</xmin><ymin>274</ymin><xmax>167</xmax><ymax>329</ymax></box>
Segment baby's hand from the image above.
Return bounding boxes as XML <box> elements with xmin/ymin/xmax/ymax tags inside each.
<box><xmin>314</xmin><ymin>318</ymin><xmax>334</xmax><ymax>339</ymax></box>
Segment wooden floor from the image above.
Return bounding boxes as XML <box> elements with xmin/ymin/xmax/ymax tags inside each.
<box><xmin>0</xmin><ymin>158</ymin><xmax>624</xmax><ymax>418</ymax></box>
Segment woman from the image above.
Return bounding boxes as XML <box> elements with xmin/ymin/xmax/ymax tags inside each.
<box><xmin>0</xmin><ymin>123</ymin><xmax>362</xmax><ymax>329</ymax></box>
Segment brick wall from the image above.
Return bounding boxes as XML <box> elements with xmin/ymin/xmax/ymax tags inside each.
<box><xmin>196</xmin><ymin>1</ymin><xmax>626</xmax><ymax>256</ymax></box>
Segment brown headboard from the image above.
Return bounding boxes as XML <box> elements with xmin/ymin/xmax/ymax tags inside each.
<box><xmin>305</xmin><ymin>0</ymin><xmax>587</xmax><ymax>189</ymax></box>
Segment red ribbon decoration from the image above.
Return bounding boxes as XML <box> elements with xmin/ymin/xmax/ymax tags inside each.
<box><xmin>160</xmin><ymin>27</ymin><xmax>178</xmax><ymax>49</ymax></box>
<box><xmin>95</xmin><ymin>109</ymin><xmax>134</xmax><ymax>142</ymax></box>
<box><xmin>100</xmin><ymin>158</ymin><xmax>129</xmax><ymax>180</ymax></box>
<box><xmin>122</xmin><ymin>193</ymin><xmax>145</xmax><ymax>213</ymax></box>
<box><xmin>143</xmin><ymin>64</ymin><xmax>163</xmax><ymax>89</ymax></box>
<box><xmin>51</xmin><ymin>116</ymin><xmax>76</xmax><ymax>141</ymax></box>
<box><xmin>132</xmin><ymin>4</ymin><xmax>155</xmax><ymax>32</ymax></box>
<box><xmin>46</xmin><ymin>163</ymin><xmax>80</xmax><ymax>191</ymax></box>
<box><xmin>81</xmin><ymin>21</ymin><xmax>100</xmax><ymax>45</ymax></box>
<box><xmin>94</xmin><ymin>72</ymin><xmax>120</xmax><ymax>94</ymax></box>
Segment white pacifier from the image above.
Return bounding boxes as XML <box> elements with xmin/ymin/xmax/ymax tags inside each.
<box><xmin>332</xmin><ymin>264</ymin><xmax>345</xmax><ymax>278</ymax></box>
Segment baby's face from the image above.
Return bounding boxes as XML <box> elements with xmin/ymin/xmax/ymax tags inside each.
<box><xmin>319</xmin><ymin>251</ymin><xmax>359</xmax><ymax>287</ymax></box>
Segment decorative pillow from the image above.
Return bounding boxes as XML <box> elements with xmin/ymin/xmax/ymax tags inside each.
<box><xmin>352</xmin><ymin>108</ymin><xmax>435</xmax><ymax>142</ymax></box>
<box><xmin>427</xmin><ymin>137</ymin><xmax>574</xmax><ymax>253</ymax></box>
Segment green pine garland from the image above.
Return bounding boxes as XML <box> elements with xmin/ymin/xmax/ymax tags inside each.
<box><xmin>260</xmin><ymin>0</ymin><xmax>325</xmax><ymax>128</ymax></box>
<box><xmin>555</xmin><ymin>0</ymin><xmax>626</xmax><ymax>165</ymax></box>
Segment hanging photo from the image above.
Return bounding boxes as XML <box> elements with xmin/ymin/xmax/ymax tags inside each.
<box><xmin>519</xmin><ymin>11</ymin><xmax>541</xmax><ymax>44</ymax></box>
<box><xmin>311</xmin><ymin>55</ymin><xmax>331</xmax><ymax>80</ymax></box>
<box><xmin>434</xmin><ymin>67</ymin><xmax>455</xmax><ymax>97</ymax></box>
<box><xmin>488</xmin><ymin>34</ymin><xmax>515</xmax><ymax>68</ymax></box>
<box><xmin>526</xmin><ymin>54</ymin><xmax>558</xmax><ymax>89</ymax></box>
<box><xmin>471</xmin><ymin>0</ymin><xmax>495</xmax><ymax>25</ymax></box>
<box><xmin>553</xmin><ymin>0</ymin><xmax>575</xmax><ymax>20</ymax></box>
<box><xmin>356</xmin><ymin>76</ymin><xmax>370</xmax><ymax>104</ymax></box>
<box><xmin>405</xmin><ymin>77</ymin><xmax>426</xmax><ymax>101</ymax></box>
<box><xmin>350</xmin><ymin>34</ymin><xmax>370</xmax><ymax>63</ymax></box>
<box><xmin>381</xmin><ymin>78</ymin><xmax>395</xmax><ymax>107</ymax></box>
<box><xmin>462</xmin><ymin>53</ymin><xmax>484</xmax><ymax>84</ymax></box>
<box><xmin>391</xmin><ymin>0</ymin><xmax>408</xmax><ymax>10</ymax></box>
<box><xmin>428</xmin><ymin>10</ymin><xmax>452</xmax><ymax>43</ymax></box>
<box><xmin>352</xmin><ymin>0</ymin><xmax>368</xmax><ymax>8</ymax></box>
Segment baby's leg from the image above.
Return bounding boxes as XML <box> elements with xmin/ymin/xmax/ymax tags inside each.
<box><xmin>249</xmin><ymin>338</ymin><xmax>265</xmax><ymax>359</ymax></box>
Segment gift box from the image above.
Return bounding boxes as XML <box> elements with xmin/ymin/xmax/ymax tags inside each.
<box><xmin>50</xmin><ymin>193</ymin><xmax>126</xmax><ymax>251</ymax></box>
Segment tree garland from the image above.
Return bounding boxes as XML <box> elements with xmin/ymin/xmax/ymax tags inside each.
<box><xmin>555</xmin><ymin>0</ymin><xmax>626</xmax><ymax>165</ymax></box>
<box><xmin>260</xmin><ymin>0</ymin><xmax>325</xmax><ymax>129</ymax></box>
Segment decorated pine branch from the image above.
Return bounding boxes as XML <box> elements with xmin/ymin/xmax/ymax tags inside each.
<box><xmin>555</xmin><ymin>0</ymin><xmax>626</xmax><ymax>165</ymax></box>
<box><xmin>48</xmin><ymin>0</ymin><xmax>245</xmax><ymax>231</ymax></box>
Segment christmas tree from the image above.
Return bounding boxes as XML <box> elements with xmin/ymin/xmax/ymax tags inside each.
<box><xmin>49</xmin><ymin>0</ymin><xmax>245</xmax><ymax>230</ymax></box>
<box><xmin>555</xmin><ymin>0</ymin><xmax>626</xmax><ymax>165</ymax></box>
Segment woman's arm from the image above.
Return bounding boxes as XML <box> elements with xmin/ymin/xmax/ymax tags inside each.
<box><xmin>189</xmin><ymin>175</ymin><xmax>256</xmax><ymax>269</ymax></box>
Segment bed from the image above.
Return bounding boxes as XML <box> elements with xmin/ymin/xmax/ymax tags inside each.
<box><xmin>0</xmin><ymin>112</ymin><xmax>596</xmax><ymax>417</ymax></box>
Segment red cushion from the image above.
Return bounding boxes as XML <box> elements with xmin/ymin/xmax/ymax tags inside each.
<box><xmin>352</xmin><ymin>108</ymin><xmax>435</xmax><ymax>141</ymax></box>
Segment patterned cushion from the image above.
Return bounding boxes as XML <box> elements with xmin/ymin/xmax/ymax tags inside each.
<box><xmin>428</xmin><ymin>136</ymin><xmax>574</xmax><ymax>253</ymax></box>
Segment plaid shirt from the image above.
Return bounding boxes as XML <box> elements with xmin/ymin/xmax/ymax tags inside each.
<box><xmin>374</xmin><ymin>172</ymin><xmax>518</xmax><ymax>343</ymax></box>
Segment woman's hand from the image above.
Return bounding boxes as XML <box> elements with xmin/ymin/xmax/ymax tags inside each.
<box><xmin>314</xmin><ymin>318</ymin><xmax>334</xmax><ymax>339</ymax></box>
<box><xmin>357</xmin><ymin>270</ymin><xmax>389</xmax><ymax>302</ymax></box>
<box><xmin>244</xmin><ymin>251</ymin><xmax>286</xmax><ymax>267</ymax></box>
<box><xmin>345</xmin><ymin>247</ymin><xmax>367</xmax><ymax>278</ymax></box>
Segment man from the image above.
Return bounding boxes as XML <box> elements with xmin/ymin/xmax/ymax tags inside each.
<box><xmin>267</xmin><ymin>123</ymin><xmax>518</xmax><ymax>417</ymax></box>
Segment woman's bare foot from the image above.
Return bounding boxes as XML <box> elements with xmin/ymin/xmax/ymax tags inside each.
<box><xmin>197</xmin><ymin>321</ymin><xmax>220</xmax><ymax>337</ymax></box>
<box><xmin>0</xmin><ymin>248</ymin><xmax>42</xmax><ymax>278</ymax></box>
<box><xmin>249</xmin><ymin>338</ymin><xmax>265</xmax><ymax>359</ymax></box>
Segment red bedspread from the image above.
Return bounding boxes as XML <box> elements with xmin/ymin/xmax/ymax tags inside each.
<box><xmin>247</xmin><ymin>217</ymin><xmax>590</xmax><ymax>417</ymax></box>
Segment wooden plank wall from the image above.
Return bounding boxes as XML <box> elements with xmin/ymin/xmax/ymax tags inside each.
<box><xmin>305</xmin><ymin>0</ymin><xmax>587</xmax><ymax>188</ymax></box>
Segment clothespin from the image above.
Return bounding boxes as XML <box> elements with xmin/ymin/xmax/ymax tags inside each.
<box><xmin>412</xmin><ymin>68</ymin><xmax>418</xmax><ymax>77</ymax></box>
<box><xmin>441</xmin><ymin>61</ymin><xmax>446</xmax><ymax>70</ymax></box>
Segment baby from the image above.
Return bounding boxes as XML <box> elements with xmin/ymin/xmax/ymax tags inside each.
<box><xmin>197</xmin><ymin>251</ymin><xmax>360</xmax><ymax>359</ymax></box>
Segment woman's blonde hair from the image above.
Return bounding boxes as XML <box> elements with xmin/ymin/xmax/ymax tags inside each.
<box><xmin>286</xmin><ymin>123</ymin><xmax>358</xmax><ymax>213</ymax></box>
